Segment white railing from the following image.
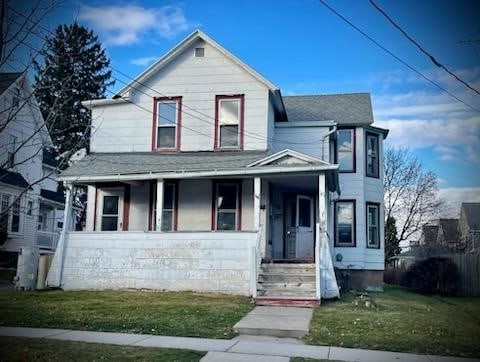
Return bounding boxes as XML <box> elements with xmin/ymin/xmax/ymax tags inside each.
<box><xmin>315</xmin><ymin>222</ymin><xmax>321</xmax><ymax>300</ymax></box>
<box><xmin>250</xmin><ymin>226</ymin><xmax>263</xmax><ymax>297</ymax></box>
<box><xmin>36</xmin><ymin>231</ymin><xmax>60</xmax><ymax>250</ymax></box>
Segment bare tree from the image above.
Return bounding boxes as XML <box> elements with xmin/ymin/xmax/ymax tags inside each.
<box><xmin>384</xmin><ymin>147</ymin><xmax>443</xmax><ymax>244</ymax></box>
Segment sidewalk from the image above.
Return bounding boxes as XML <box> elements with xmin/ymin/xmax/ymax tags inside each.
<box><xmin>0</xmin><ymin>326</ymin><xmax>477</xmax><ymax>362</ymax></box>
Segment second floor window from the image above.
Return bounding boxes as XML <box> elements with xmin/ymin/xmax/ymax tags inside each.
<box><xmin>336</xmin><ymin>129</ymin><xmax>355</xmax><ymax>172</ymax></box>
<box><xmin>154</xmin><ymin>97</ymin><xmax>181</xmax><ymax>150</ymax></box>
<box><xmin>366</xmin><ymin>132</ymin><xmax>379</xmax><ymax>178</ymax></box>
<box><xmin>215</xmin><ymin>95</ymin><xmax>244</xmax><ymax>149</ymax></box>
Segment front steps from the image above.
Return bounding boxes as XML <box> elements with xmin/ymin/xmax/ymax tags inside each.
<box><xmin>255</xmin><ymin>263</ymin><xmax>318</xmax><ymax>307</ymax></box>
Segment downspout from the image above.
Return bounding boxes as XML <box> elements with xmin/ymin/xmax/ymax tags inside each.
<box><xmin>321</xmin><ymin>125</ymin><xmax>337</xmax><ymax>162</ymax></box>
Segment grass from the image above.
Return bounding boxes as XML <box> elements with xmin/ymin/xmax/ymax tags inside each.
<box><xmin>306</xmin><ymin>285</ymin><xmax>480</xmax><ymax>358</ymax></box>
<box><xmin>0</xmin><ymin>290</ymin><xmax>253</xmax><ymax>339</ymax></box>
<box><xmin>0</xmin><ymin>337</ymin><xmax>205</xmax><ymax>361</ymax></box>
<box><xmin>0</xmin><ymin>269</ymin><xmax>15</xmax><ymax>283</ymax></box>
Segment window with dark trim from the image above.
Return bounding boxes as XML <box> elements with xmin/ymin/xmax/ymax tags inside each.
<box><xmin>153</xmin><ymin>97</ymin><xmax>181</xmax><ymax>151</ymax></box>
<box><xmin>334</xmin><ymin>200</ymin><xmax>356</xmax><ymax>247</ymax></box>
<box><xmin>335</xmin><ymin>128</ymin><xmax>355</xmax><ymax>172</ymax></box>
<box><xmin>0</xmin><ymin>193</ymin><xmax>21</xmax><ymax>233</ymax></box>
<box><xmin>161</xmin><ymin>183</ymin><xmax>177</xmax><ymax>231</ymax></box>
<box><xmin>215</xmin><ymin>95</ymin><xmax>244</xmax><ymax>149</ymax></box>
<box><xmin>366</xmin><ymin>202</ymin><xmax>380</xmax><ymax>249</ymax></box>
<box><xmin>214</xmin><ymin>183</ymin><xmax>240</xmax><ymax>231</ymax></box>
<box><xmin>366</xmin><ymin>132</ymin><xmax>379</xmax><ymax>178</ymax></box>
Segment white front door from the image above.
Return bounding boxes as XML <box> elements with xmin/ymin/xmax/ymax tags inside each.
<box><xmin>97</xmin><ymin>188</ymin><xmax>124</xmax><ymax>231</ymax></box>
<box><xmin>295</xmin><ymin>195</ymin><xmax>314</xmax><ymax>258</ymax></box>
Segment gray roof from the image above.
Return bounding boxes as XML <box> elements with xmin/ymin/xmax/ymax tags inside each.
<box><xmin>462</xmin><ymin>203</ymin><xmax>480</xmax><ymax>230</ymax></box>
<box><xmin>0</xmin><ymin>169</ymin><xmax>30</xmax><ymax>188</ymax></box>
<box><xmin>439</xmin><ymin>218</ymin><xmax>459</xmax><ymax>241</ymax></box>
<box><xmin>61</xmin><ymin>151</ymin><xmax>271</xmax><ymax>178</ymax></box>
<box><xmin>0</xmin><ymin>72</ymin><xmax>22</xmax><ymax>95</ymax></box>
<box><xmin>282</xmin><ymin>93</ymin><xmax>374</xmax><ymax>125</ymax></box>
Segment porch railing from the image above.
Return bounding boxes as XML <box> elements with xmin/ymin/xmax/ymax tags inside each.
<box><xmin>36</xmin><ymin>231</ymin><xmax>60</xmax><ymax>250</ymax></box>
<box><xmin>250</xmin><ymin>226</ymin><xmax>263</xmax><ymax>297</ymax></box>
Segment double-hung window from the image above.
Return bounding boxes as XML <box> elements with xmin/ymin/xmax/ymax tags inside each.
<box><xmin>334</xmin><ymin>200</ymin><xmax>356</xmax><ymax>247</ymax></box>
<box><xmin>154</xmin><ymin>97</ymin><xmax>181</xmax><ymax>150</ymax></box>
<box><xmin>215</xmin><ymin>95</ymin><xmax>243</xmax><ymax>149</ymax></box>
<box><xmin>161</xmin><ymin>183</ymin><xmax>176</xmax><ymax>231</ymax></box>
<box><xmin>366</xmin><ymin>132</ymin><xmax>379</xmax><ymax>178</ymax></box>
<box><xmin>336</xmin><ymin>129</ymin><xmax>355</xmax><ymax>172</ymax></box>
<box><xmin>214</xmin><ymin>183</ymin><xmax>240</xmax><ymax>231</ymax></box>
<box><xmin>0</xmin><ymin>194</ymin><xmax>21</xmax><ymax>234</ymax></box>
<box><xmin>366</xmin><ymin>202</ymin><xmax>380</xmax><ymax>248</ymax></box>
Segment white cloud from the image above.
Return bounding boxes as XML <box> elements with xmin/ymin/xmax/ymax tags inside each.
<box><xmin>130</xmin><ymin>56</ymin><xmax>159</xmax><ymax>66</ymax></box>
<box><xmin>79</xmin><ymin>5</ymin><xmax>195</xmax><ymax>46</ymax></box>
<box><xmin>438</xmin><ymin>187</ymin><xmax>480</xmax><ymax>217</ymax></box>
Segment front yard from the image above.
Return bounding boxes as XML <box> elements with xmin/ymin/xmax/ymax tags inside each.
<box><xmin>0</xmin><ymin>290</ymin><xmax>253</xmax><ymax>339</ymax></box>
<box><xmin>307</xmin><ymin>286</ymin><xmax>480</xmax><ymax>358</ymax></box>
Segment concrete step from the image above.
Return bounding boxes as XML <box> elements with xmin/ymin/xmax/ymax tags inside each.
<box><xmin>257</xmin><ymin>281</ymin><xmax>316</xmax><ymax>290</ymax></box>
<box><xmin>233</xmin><ymin>306</ymin><xmax>314</xmax><ymax>338</ymax></box>
<box><xmin>260</xmin><ymin>266</ymin><xmax>315</xmax><ymax>274</ymax></box>
<box><xmin>254</xmin><ymin>296</ymin><xmax>319</xmax><ymax>308</ymax></box>
<box><xmin>258</xmin><ymin>273</ymin><xmax>316</xmax><ymax>283</ymax></box>
<box><xmin>257</xmin><ymin>289</ymin><xmax>316</xmax><ymax>298</ymax></box>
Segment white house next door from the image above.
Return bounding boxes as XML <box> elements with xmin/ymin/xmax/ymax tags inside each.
<box><xmin>295</xmin><ymin>195</ymin><xmax>314</xmax><ymax>259</ymax></box>
<box><xmin>97</xmin><ymin>188</ymin><xmax>124</xmax><ymax>231</ymax></box>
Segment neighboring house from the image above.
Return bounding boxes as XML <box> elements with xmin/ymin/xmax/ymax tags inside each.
<box><xmin>437</xmin><ymin>218</ymin><xmax>460</xmax><ymax>250</ymax></box>
<box><xmin>0</xmin><ymin>72</ymin><xmax>66</xmax><ymax>258</ymax></box>
<box><xmin>459</xmin><ymin>202</ymin><xmax>480</xmax><ymax>253</ymax></box>
<box><xmin>47</xmin><ymin>30</ymin><xmax>388</xmax><ymax>303</ymax></box>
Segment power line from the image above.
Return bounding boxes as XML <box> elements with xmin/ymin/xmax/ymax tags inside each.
<box><xmin>369</xmin><ymin>0</ymin><xmax>480</xmax><ymax>96</ymax></box>
<box><xmin>317</xmin><ymin>0</ymin><xmax>480</xmax><ymax>113</ymax></box>
<box><xmin>7</xmin><ymin>6</ymin><xmax>333</xmax><ymax>147</ymax></box>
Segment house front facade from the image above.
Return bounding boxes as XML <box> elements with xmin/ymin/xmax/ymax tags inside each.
<box><xmin>0</xmin><ymin>73</ymin><xmax>67</xmax><ymax>260</ymax></box>
<box><xmin>47</xmin><ymin>30</ymin><xmax>387</xmax><ymax>303</ymax></box>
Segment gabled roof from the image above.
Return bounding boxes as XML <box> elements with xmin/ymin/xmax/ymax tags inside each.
<box><xmin>0</xmin><ymin>169</ymin><xmax>30</xmax><ymax>189</ymax></box>
<box><xmin>0</xmin><ymin>72</ymin><xmax>22</xmax><ymax>95</ymax></box>
<box><xmin>461</xmin><ymin>203</ymin><xmax>480</xmax><ymax>231</ymax></box>
<box><xmin>247</xmin><ymin>149</ymin><xmax>330</xmax><ymax>167</ymax></box>
<box><xmin>282</xmin><ymin>93</ymin><xmax>374</xmax><ymax>125</ymax></box>
<box><xmin>114</xmin><ymin>29</ymin><xmax>278</xmax><ymax>98</ymax></box>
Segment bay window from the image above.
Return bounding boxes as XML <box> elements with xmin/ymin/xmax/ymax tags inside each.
<box><xmin>366</xmin><ymin>202</ymin><xmax>380</xmax><ymax>248</ymax></box>
<box><xmin>366</xmin><ymin>132</ymin><xmax>379</xmax><ymax>178</ymax></box>
<box><xmin>214</xmin><ymin>183</ymin><xmax>240</xmax><ymax>231</ymax></box>
<box><xmin>215</xmin><ymin>95</ymin><xmax>244</xmax><ymax>149</ymax></box>
<box><xmin>154</xmin><ymin>97</ymin><xmax>181</xmax><ymax>150</ymax></box>
<box><xmin>334</xmin><ymin>200</ymin><xmax>356</xmax><ymax>247</ymax></box>
<box><xmin>335</xmin><ymin>128</ymin><xmax>355</xmax><ymax>172</ymax></box>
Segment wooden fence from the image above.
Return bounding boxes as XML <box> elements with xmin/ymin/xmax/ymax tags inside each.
<box><xmin>443</xmin><ymin>253</ymin><xmax>480</xmax><ymax>297</ymax></box>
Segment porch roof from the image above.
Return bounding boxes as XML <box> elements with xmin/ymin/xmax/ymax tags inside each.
<box><xmin>58</xmin><ymin>151</ymin><xmax>339</xmax><ymax>187</ymax></box>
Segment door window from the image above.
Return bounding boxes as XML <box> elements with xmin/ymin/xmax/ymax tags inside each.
<box><xmin>101</xmin><ymin>195</ymin><xmax>119</xmax><ymax>231</ymax></box>
<box><xmin>298</xmin><ymin>198</ymin><xmax>312</xmax><ymax>227</ymax></box>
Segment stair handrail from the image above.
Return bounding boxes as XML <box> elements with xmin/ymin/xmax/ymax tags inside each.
<box><xmin>250</xmin><ymin>225</ymin><xmax>263</xmax><ymax>298</ymax></box>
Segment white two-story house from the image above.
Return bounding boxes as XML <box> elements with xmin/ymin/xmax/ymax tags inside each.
<box><xmin>0</xmin><ymin>73</ymin><xmax>67</xmax><ymax>261</ymax></box>
<box><xmin>47</xmin><ymin>30</ymin><xmax>388</xmax><ymax>304</ymax></box>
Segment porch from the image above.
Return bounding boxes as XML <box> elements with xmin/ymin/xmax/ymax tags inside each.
<box><xmin>47</xmin><ymin>150</ymin><xmax>340</xmax><ymax>299</ymax></box>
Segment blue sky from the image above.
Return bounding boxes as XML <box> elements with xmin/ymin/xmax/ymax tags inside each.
<box><xmin>15</xmin><ymin>0</ymin><xmax>480</xmax><ymax>208</ymax></box>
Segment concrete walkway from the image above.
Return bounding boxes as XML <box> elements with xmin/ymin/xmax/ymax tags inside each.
<box><xmin>233</xmin><ymin>306</ymin><xmax>313</xmax><ymax>338</ymax></box>
<box><xmin>0</xmin><ymin>326</ymin><xmax>478</xmax><ymax>362</ymax></box>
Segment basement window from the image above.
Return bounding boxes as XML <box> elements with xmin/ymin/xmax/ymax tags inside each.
<box><xmin>194</xmin><ymin>47</ymin><xmax>205</xmax><ymax>57</ymax></box>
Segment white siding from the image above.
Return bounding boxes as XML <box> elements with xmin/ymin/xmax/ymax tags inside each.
<box><xmin>90</xmin><ymin>39</ymin><xmax>270</xmax><ymax>153</ymax></box>
<box><xmin>46</xmin><ymin>231</ymin><xmax>257</xmax><ymax>295</ymax></box>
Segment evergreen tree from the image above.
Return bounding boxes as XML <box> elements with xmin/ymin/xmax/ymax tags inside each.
<box><xmin>385</xmin><ymin>215</ymin><xmax>401</xmax><ymax>262</ymax></box>
<box><xmin>34</xmin><ymin>23</ymin><xmax>113</xmax><ymax>162</ymax></box>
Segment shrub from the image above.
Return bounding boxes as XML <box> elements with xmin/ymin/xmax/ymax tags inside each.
<box><xmin>402</xmin><ymin>257</ymin><xmax>459</xmax><ymax>296</ymax></box>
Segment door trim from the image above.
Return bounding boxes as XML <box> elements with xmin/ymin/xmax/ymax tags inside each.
<box><xmin>94</xmin><ymin>183</ymin><xmax>130</xmax><ymax>231</ymax></box>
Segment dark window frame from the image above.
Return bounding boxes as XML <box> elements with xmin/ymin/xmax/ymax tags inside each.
<box><xmin>366</xmin><ymin>202</ymin><xmax>381</xmax><ymax>249</ymax></box>
<box><xmin>212</xmin><ymin>181</ymin><xmax>242</xmax><ymax>231</ymax></box>
<box><xmin>152</xmin><ymin>96</ymin><xmax>182</xmax><ymax>152</ymax></box>
<box><xmin>334</xmin><ymin>199</ymin><xmax>356</xmax><ymax>247</ymax></box>
<box><xmin>161</xmin><ymin>182</ymin><xmax>178</xmax><ymax>231</ymax></box>
<box><xmin>335</xmin><ymin>127</ymin><xmax>356</xmax><ymax>173</ymax></box>
<box><xmin>365</xmin><ymin>131</ymin><xmax>380</xmax><ymax>178</ymax></box>
<box><xmin>214</xmin><ymin>95</ymin><xmax>244</xmax><ymax>150</ymax></box>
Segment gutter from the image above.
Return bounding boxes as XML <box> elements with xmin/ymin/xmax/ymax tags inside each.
<box><xmin>58</xmin><ymin>164</ymin><xmax>339</xmax><ymax>183</ymax></box>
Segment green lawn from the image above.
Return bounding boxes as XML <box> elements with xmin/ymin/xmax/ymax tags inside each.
<box><xmin>306</xmin><ymin>286</ymin><xmax>480</xmax><ymax>358</ymax></box>
<box><xmin>0</xmin><ymin>290</ymin><xmax>253</xmax><ymax>339</ymax></box>
<box><xmin>0</xmin><ymin>337</ymin><xmax>204</xmax><ymax>362</ymax></box>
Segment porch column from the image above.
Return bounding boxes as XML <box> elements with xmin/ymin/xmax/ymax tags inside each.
<box><xmin>317</xmin><ymin>173</ymin><xmax>327</xmax><ymax>300</ymax></box>
<box><xmin>155</xmin><ymin>179</ymin><xmax>164</xmax><ymax>231</ymax></box>
<box><xmin>56</xmin><ymin>182</ymin><xmax>73</xmax><ymax>286</ymax></box>
<box><xmin>253</xmin><ymin>177</ymin><xmax>261</xmax><ymax>231</ymax></box>
<box><xmin>318</xmin><ymin>174</ymin><xmax>327</xmax><ymax>232</ymax></box>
